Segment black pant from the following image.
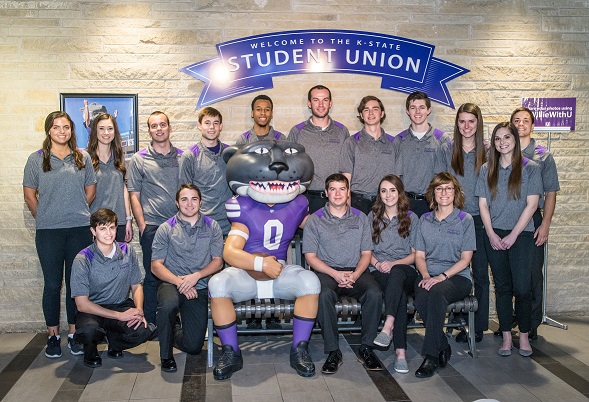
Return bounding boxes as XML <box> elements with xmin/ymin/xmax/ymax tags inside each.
<box><xmin>156</xmin><ymin>282</ymin><xmax>209</xmax><ymax>359</ymax></box>
<box><xmin>471</xmin><ymin>215</ymin><xmax>490</xmax><ymax>332</ymax></box>
<box><xmin>304</xmin><ymin>191</ymin><xmax>327</xmax><ymax>215</ymax></box>
<box><xmin>371</xmin><ymin>264</ymin><xmax>417</xmax><ymax>350</ymax></box>
<box><xmin>139</xmin><ymin>224</ymin><xmax>159</xmax><ymax>324</ymax></box>
<box><xmin>484</xmin><ymin>229</ymin><xmax>534</xmax><ymax>333</ymax></box>
<box><xmin>36</xmin><ymin>226</ymin><xmax>92</xmax><ymax>326</ymax></box>
<box><xmin>75</xmin><ymin>299</ymin><xmax>153</xmax><ymax>352</ymax></box>
<box><xmin>115</xmin><ymin>224</ymin><xmax>127</xmax><ymax>243</ymax></box>
<box><xmin>408</xmin><ymin>198</ymin><xmax>430</xmax><ymax>218</ymax></box>
<box><xmin>414</xmin><ymin>274</ymin><xmax>471</xmax><ymax>357</ymax></box>
<box><xmin>350</xmin><ymin>192</ymin><xmax>376</xmax><ymax>215</ymax></box>
<box><xmin>531</xmin><ymin>209</ymin><xmax>544</xmax><ymax>329</ymax></box>
<box><xmin>316</xmin><ymin>270</ymin><xmax>383</xmax><ymax>353</ymax></box>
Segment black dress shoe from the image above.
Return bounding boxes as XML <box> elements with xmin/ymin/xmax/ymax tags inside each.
<box><xmin>415</xmin><ymin>356</ymin><xmax>438</xmax><ymax>378</ymax></box>
<box><xmin>290</xmin><ymin>341</ymin><xmax>315</xmax><ymax>377</ymax></box>
<box><xmin>475</xmin><ymin>331</ymin><xmax>483</xmax><ymax>343</ymax></box>
<box><xmin>83</xmin><ymin>348</ymin><xmax>102</xmax><ymax>368</ymax></box>
<box><xmin>529</xmin><ymin>328</ymin><xmax>538</xmax><ymax>341</ymax></box>
<box><xmin>438</xmin><ymin>344</ymin><xmax>451</xmax><ymax>368</ymax></box>
<box><xmin>107</xmin><ymin>348</ymin><xmax>123</xmax><ymax>359</ymax></box>
<box><xmin>455</xmin><ymin>329</ymin><xmax>468</xmax><ymax>343</ymax></box>
<box><xmin>213</xmin><ymin>345</ymin><xmax>243</xmax><ymax>381</ymax></box>
<box><xmin>321</xmin><ymin>350</ymin><xmax>343</xmax><ymax>374</ymax></box>
<box><xmin>357</xmin><ymin>345</ymin><xmax>383</xmax><ymax>371</ymax></box>
<box><xmin>161</xmin><ymin>357</ymin><xmax>177</xmax><ymax>372</ymax></box>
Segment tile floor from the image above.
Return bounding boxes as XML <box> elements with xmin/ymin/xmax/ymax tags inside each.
<box><xmin>0</xmin><ymin>316</ymin><xmax>588</xmax><ymax>401</ymax></box>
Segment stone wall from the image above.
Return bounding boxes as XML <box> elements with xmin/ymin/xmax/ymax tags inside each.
<box><xmin>1</xmin><ymin>0</ymin><xmax>587</xmax><ymax>331</ymax></box>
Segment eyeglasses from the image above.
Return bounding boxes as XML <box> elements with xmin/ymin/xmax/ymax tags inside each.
<box><xmin>435</xmin><ymin>186</ymin><xmax>454</xmax><ymax>193</ymax></box>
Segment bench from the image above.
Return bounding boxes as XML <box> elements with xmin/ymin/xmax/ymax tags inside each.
<box><xmin>206</xmin><ymin>237</ymin><xmax>478</xmax><ymax>367</ymax></box>
<box><xmin>206</xmin><ymin>294</ymin><xmax>478</xmax><ymax>367</ymax></box>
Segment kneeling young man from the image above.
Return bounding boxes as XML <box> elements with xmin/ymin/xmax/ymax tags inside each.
<box><xmin>71</xmin><ymin>208</ymin><xmax>155</xmax><ymax>368</ymax></box>
<box><xmin>304</xmin><ymin>174</ymin><xmax>384</xmax><ymax>374</ymax></box>
<box><xmin>151</xmin><ymin>184</ymin><xmax>223</xmax><ymax>372</ymax></box>
<box><xmin>208</xmin><ymin>140</ymin><xmax>320</xmax><ymax>380</ymax></box>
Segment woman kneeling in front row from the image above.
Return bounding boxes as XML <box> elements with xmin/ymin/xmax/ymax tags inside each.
<box><xmin>413</xmin><ymin>172</ymin><xmax>476</xmax><ymax>378</ymax></box>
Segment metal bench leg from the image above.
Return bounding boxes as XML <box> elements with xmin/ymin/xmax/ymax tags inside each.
<box><xmin>468</xmin><ymin>309</ymin><xmax>477</xmax><ymax>358</ymax></box>
<box><xmin>207</xmin><ymin>317</ymin><xmax>214</xmax><ymax>367</ymax></box>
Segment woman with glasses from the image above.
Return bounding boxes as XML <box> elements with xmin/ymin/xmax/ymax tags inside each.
<box><xmin>413</xmin><ymin>172</ymin><xmax>475</xmax><ymax>378</ymax></box>
<box><xmin>475</xmin><ymin>122</ymin><xmax>542</xmax><ymax>357</ymax></box>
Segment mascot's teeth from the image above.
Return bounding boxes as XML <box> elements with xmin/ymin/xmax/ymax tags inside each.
<box><xmin>250</xmin><ymin>181</ymin><xmax>300</xmax><ymax>194</ymax></box>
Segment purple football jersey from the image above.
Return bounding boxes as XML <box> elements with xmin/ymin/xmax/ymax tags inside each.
<box><xmin>225</xmin><ymin>195</ymin><xmax>308</xmax><ymax>261</ymax></box>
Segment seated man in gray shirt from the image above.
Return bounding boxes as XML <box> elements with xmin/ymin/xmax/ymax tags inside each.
<box><xmin>151</xmin><ymin>184</ymin><xmax>224</xmax><ymax>372</ymax></box>
<box><xmin>303</xmin><ymin>173</ymin><xmax>383</xmax><ymax>374</ymax></box>
<box><xmin>71</xmin><ymin>208</ymin><xmax>155</xmax><ymax>368</ymax></box>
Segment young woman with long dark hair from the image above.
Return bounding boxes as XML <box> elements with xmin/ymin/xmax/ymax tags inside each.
<box><xmin>87</xmin><ymin>113</ymin><xmax>133</xmax><ymax>242</ymax></box>
<box><xmin>23</xmin><ymin>111</ymin><xmax>96</xmax><ymax>358</ymax></box>
<box><xmin>475</xmin><ymin>122</ymin><xmax>542</xmax><ymax>357</ymax></box>
<box><xmin>368</xmin><ymin>175</ymin><xmax>418</xmax><ymax>374</ymax></box>
<box><xmin>445</xmin><ymin>103</ymin><xmax>489</xmax><ymax>343</ymax></box>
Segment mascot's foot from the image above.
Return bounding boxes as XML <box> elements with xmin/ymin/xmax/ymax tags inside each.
<box><xmin>213</xmin><ymin>345</ymin><xmax>243</xmax><ymax>381</ymax></box>
<box><xmin>290</xmin><ymin>341</ymin><xmax>315</xmax><ymax>377</ymax></box>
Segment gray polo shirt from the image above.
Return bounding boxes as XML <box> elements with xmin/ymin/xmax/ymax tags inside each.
<box><xmin>522</xmin><ymin>138</ymin><xmax>560</xmax><ymax>209</ymax></box>
<box><xmin>71</xmin><ymin>241</ymin><xmax>142</xmax><ymax>306</ymax></box>
<box><xmin>444</xmin><ymin>142</ymin><xmax>484</xmax><ymax>216</ymax></box>
<box><xmin>414</xmin><ymin>208</ymin><xmax>475</xmax><ymax>280</ymax></box>
<box><xmin>340</xmin><ymin>128</ymin><xmax>396</xmax><ymax>196</ymax></box>
<box><xmin>179</xmin><ymin>141</ymin><xmax>233</xmax><ymax>235</ymax></box>
<box><xmin>287</xmin><ymin>118</ymin><xmax>350</xmax><ymax>191</ymax></box>
<box><xmin>151</xmin><ymin>213</ymin><xmax>223</xmax><ymax>290</ymax></box>
<box><xmin>235</xmin><ymin>127</ymin><xmax>285</xmax><ymax>145</ymax></box>
<box><xmin>23</xmin><ymin>149</ymin><xmax>96</xmax><ymax>229</ymax></box>
<box><xmin>127</xmin><ymin>144</ymin><xmax>183</xmax><ymax>226</ymax></box>
<box><xmin>393</xmin><ymin>125</ymin><xmax>449</xmax><ymax>194</ymax></box>
<box><xmin>303</xmin><ymin>206</ymin><xmax>373</xmax><ymax>269</ymax></box>
<box><xmin>475</xmin><ymin>159</ymin><xmax>543</xmax><ymax>232</ymax></box>
<box><xmin>90</xmin><ymin>155</ymin><xmax>126</xmax><ymax>226</ymax></box>
<box><xmin>367</xmin><ymin>210</ymin><xmax>418</xmax><ymax>272</ymax></box>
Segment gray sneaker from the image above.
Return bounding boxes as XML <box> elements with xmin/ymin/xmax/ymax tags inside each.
<box><xmin>68</xmin><ymin>336</ymin><xmax>84</xmax><ymax>356</ymax></box>
<box><xmin>373</xmin><ymin>331</ymin><xmax>393</xmax><ymax>347</ymax></box>
<box><xmin>394</xmin><ymin>357</ymin><xmax>409</xmax><ymax>373</ymax></box>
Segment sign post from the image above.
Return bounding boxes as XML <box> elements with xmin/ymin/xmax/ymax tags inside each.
<box><xmin>522</xmin><ymin>97</ymin><xmax>576</xmax><ymax>331</ymax></box>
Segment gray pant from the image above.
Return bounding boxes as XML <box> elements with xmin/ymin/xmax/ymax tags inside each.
<box><xmin>208</xmin><ymin>265</ymin><xmax>320</xmax><ymax>301</ymax></box>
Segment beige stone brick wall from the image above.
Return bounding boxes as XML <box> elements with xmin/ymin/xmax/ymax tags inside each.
<box><xmin>0</xmin><ymin>0</ymin><xmax>587</xmax><ymax>331</ymax></box>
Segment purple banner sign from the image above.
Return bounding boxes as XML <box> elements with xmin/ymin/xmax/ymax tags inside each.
<box><xmin>522</xmin><ymin>97</ymin><xmax>576</xmax><ymax>131</ymax></box>
<box><xmin>181</xmin><ymin>30</ymin><xmax>469</xmax><ymax>108</ymax></box>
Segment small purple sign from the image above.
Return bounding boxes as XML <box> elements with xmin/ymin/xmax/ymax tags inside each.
<box><xmin>181</xmin><ymin>30</ymin><xmax>469</xmax><ymax>109</ymax></box>
<box><xmin>521</xmin><ymin>97</ymin><xmax>576</xmax><ymax>131</ymax></box>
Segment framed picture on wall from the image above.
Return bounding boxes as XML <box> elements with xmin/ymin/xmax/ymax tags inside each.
<box><xmin>60</xmin><ymin>93</ymin><xmax>139</xmax><ymax>160</ymax></box>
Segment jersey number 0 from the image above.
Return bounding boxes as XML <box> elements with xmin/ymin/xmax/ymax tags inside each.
<box><xmin>263</xmin><ymin>220</ymin><xmax>283</xmax><ymax>250</ymax></box>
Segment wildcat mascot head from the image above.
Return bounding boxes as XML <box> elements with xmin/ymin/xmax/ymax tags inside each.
<box><xmin>223</xmin><ymin>140</ymin><xmax>314</xmax><ymax>204</ymax></box>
